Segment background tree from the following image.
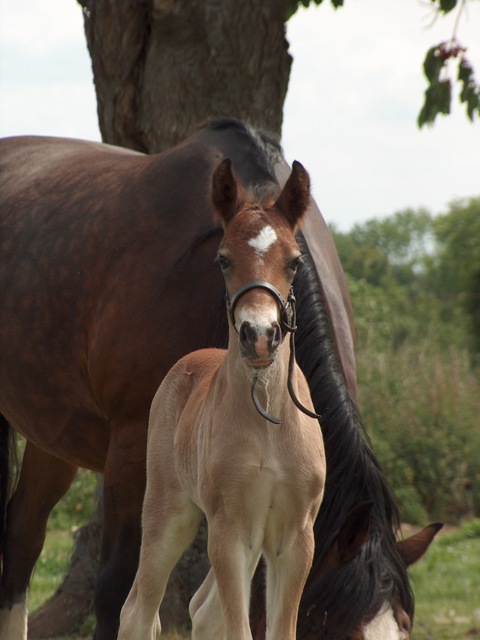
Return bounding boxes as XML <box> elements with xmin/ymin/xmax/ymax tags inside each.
<box><xmin>330</xmin><ymin>202</ymin><xmax>480</xmax><ymax>523</ymax></box>
<box><xmin>430</xmin><ymin>197</ymin><xmax>480</xmax><ymax>351</ymax></box>
<box><xmin>418</xmin><ymin>0</ymin><xmax>480</xmax><ymax>126</ymax></box>
<box><xmin>78</xmin><ymin>0</ymin><xmax>299</xmax><ymax>152</ymax></box>
<box><xmin>330</xmin><ymin>199</ymin><xmax>480</xmax><ymax>354</ymax></box>
<box><xmin>77</xmin><ymin>0</ymin><xmax>479</xmax><ymax>152</ymax></box>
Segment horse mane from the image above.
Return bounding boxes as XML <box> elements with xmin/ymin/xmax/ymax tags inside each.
<box><xmin>200</xmin><ymin>118</ymin><xmax>283</xmax><ymax>204</ymax></box>
<box><xmin>293</xmin><ymin>236</ymin><xmax>414</xmax><ymax>637</ymax></box>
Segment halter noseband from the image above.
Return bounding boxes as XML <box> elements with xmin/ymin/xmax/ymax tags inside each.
<box><xmin>226</xmin><ymin>280</ymin><xmax>296</xmax><ymax>337</ymax></box>
<box><xmin>225</xmin><ymin>280</ymin><xmax>321</xmax><ymax>424</ymax></box>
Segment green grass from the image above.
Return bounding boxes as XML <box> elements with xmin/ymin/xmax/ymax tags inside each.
<box><xmin>411</xmin><ymin>519</ymin><xmax>480</xmax><ymax>639</ymax></box>
<box><xmin>29</xmin><ymin>529</ymin><xmax>75</xmax><ymax>611</ymax></box>
<box><xmin>30</xmin><ymin>520</ymin><xmax>480</xmax><ymax>639</ymax></box>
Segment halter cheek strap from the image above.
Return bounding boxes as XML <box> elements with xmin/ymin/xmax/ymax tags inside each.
<box><xmin>225</xmin><ymin>280</ymin><xmax>321</xmax><ymax>424</ymax></box>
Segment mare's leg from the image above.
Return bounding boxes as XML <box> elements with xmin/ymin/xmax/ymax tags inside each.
<box><xmin>207</xmin><ymin>516</ymin><xmax>262</xmax><ymax>640</ymax></box>
<box><xmin>118</xmin><ymin>482</ymin><xmax>202</xmax><ymax>639</ymax></box>
<box><xmin>0</xmin><ymin>442</ymin><xmax>77</xmax><ymax>640</ymax></box>
<box><xmin>93</xmin><ymin>424</ymin><xmax>147</xmax><ymax>640</ymax></box>
<box><xmin>264</xmin><ymin>527</ymin><xmax>315</xmax><ymax>640</ymax></box>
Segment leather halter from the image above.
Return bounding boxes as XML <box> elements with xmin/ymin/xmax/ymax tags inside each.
<box><xmin>225</xmin><ymin>280</ymin><xmax>321</xmax><ymax>424</ymax></box>
<box><xmin>226</xmin><ymin>279</ymin><xmax>295</xmax><ymax>337</ymax></box>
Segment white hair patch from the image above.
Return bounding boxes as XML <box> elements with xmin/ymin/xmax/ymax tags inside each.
<box><xmin>248</xmin><ymin>225</ymin><xmax>278</xmax><ymax>257</ymax></box>
<box><xmin>363</xmin><ymin>605</ymin><xmax>406</xmax><ymax>640</ymax></box>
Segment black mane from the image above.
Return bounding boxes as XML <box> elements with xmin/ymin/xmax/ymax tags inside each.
<box><xmin>200</xmin><ymin>118</ymin><xmax>283</xmax><ymax>197</ymax></box>
<box><xmin>293</xmin><ymin>236</ymin><xmax>414</xmax><ymax>637</ymax></box>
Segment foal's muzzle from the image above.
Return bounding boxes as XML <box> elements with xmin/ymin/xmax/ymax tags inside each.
<box><xmin>239</xmin><ymin>319</ymin><xmax>282</xmax><ymax>366</ymax></box>
<box><xmin>226</xmin><ymin>280</ymin><xmax>295</xmax><ymax>367</ymax></box>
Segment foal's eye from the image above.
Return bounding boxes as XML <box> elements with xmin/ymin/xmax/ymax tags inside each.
<box><xmin>288</xmin><ymin>255</ymin><xmax>303</xmax><ymax>273</ymax></box>
<box><xmin>215</xmin><ymin>253</ymin><xmax>232</xmax><ymax>270</ymax></box>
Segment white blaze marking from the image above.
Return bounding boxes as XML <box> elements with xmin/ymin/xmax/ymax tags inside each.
<box><xmin>248</xmin><ymin>225</ymin><xmax>278</xmax><ymax>257</ymax></box>
<box><xmin>236</xmin><ymin>303</ymin><xmax>278</xmax><ymax>333</ymax></box>
<box><xmin>363</xmin><ymin>605</ymin><xmax>405</xmax><ymax>640</ymax></box>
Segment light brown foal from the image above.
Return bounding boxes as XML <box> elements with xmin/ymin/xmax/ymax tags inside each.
<box><xmin>117</xmin><ymin>159</ymin><xmax>326</xmax><ymax>640</ymax></box>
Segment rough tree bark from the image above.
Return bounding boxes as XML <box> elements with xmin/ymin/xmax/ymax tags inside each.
<box><xmin>29</xmin><ymin>0</ymin><xmax>292</xmax><ymax>636</ymax></box>
<box><xmin>81</xmin><ymin>0</ymin><xmax>292</xmax><ymax>152</ymax></box>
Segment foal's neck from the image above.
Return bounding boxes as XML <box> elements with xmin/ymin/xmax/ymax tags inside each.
<box><xmin>224</xmin><ymin>328</ymin><xmax>293</xmax><ymax>420</ymax></box>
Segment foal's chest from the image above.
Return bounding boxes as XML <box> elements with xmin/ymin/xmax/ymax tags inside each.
<box><xmin>197</xmin><ymin>424</ymin><xmax>321</xmax><ymax>527</ymax></box>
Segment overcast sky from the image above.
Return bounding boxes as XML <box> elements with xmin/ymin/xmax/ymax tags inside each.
<box><xmin>1</xmin><ymin>0</ymin><xmax>479</xmax><ymax>230</ymax></box>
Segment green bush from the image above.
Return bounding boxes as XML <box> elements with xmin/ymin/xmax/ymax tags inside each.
<box><xmin>48</xmin><ymin>468</ymin><xmax>97</xmax><ymax>530</ymax></box>
<box><xmin>357</xmin><ymin>344</ymin><xmax>480</xmax><ymax>523</ymax></box>
<box><xmin>14</xmin><ymin>436</ymin><xmax>97</xmax><ymax>531</ymax></box>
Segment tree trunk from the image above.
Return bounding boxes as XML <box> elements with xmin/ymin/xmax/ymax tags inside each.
<box><xmin>29</xmin><ymin>477</ymin><xmax>102</xmax><ymax>639</ymax></box>
<box><xmin>30</xmin><ymin>0</ymin><xmax>292</xmax><ymax>635</ymax></box>
<box><xmin>81</xmin><ymin>0</ymin><xmax>292</xmax><ymax>152</ymax></box>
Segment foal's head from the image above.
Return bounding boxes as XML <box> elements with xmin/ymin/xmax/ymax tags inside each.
<box><xmin>211</xmin><ymin>158</ymin><xmax>310</xmax><ymax>368</ymax></box>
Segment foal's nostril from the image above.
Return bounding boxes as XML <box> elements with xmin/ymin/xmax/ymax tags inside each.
<box><xmin>268</xmin><ymin>321</ymin><xmax>282</xmax><ymax>350</ymax></box>
<box><xmin>239</xmin><ymin>321</ymin><xmax>257</xmax><ymax>350</ymax></box>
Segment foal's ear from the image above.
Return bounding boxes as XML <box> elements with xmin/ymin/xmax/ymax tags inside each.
<box><xmin>212</xmin><ymin>158</ymin><xmax>238</xmax><ymax>223</ymax></box>
<box><xmin>275</xmin><ymin>160</ymin><xmax>311</xmax><ymax>228</ymax></box>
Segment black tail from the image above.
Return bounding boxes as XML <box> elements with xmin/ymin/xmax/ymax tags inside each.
<box><xmin>0</xmin><ymin>414</ymin><xmax>16</xmax><ymax>571</ymax></box>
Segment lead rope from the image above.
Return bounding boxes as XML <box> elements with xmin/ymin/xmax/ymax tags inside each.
<box><xmin>251</xmin><ymin>290</ymin><xmax>322</xmax><ymax>425</ymax></box>
<box><xmin>251</xmin><ymin>371</ymin><xmax>282</xmax><ymax>425</ymax></box>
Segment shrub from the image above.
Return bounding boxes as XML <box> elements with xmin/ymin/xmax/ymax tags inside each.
<box><xmin>357</xmin><ymin>344</ymin><xmax>480</xmax><ymax>523</ymax></box>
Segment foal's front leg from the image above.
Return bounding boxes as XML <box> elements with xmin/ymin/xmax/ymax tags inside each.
<box><xmin>264</xmin><ymin>526</ymin><xmax>315</xmax><ymax>640</ymax></box>
<box><xmin>118</xmin><ymin>490</ymin><xmax>202</xmax><ymax>640</ymax></box>
<box><xmin>207</xmin><ymin>515</ymin><xmax>260</xmax><ymax>640</ymax></box>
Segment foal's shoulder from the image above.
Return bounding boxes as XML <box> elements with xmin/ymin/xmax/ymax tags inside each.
<box><xmin>151</xmin><ymin>348</ymin><xmax>225</xmax><ymax>417</ymax></box>
<box><xmin>172</xmin><ymin>348</ymin><xmax>225</xmax><ymax>379</ymax></box>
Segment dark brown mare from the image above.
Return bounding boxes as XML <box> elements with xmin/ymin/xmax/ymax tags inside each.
<box><xmin>0</xmin><ymin>119</ymin><xmax>440</xmax><ymax>640</ymax></box>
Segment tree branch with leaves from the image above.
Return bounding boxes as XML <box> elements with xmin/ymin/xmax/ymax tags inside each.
<box><xmin>418</xmin><ymin>0</ymin><xmax>480</xmax><ymax>126</ymax></box>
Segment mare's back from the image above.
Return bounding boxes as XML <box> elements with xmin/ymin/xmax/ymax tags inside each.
<box><xmin>0</xmin><ymin>136</ymin><xmax>226</xmax><ymax>464</ymax></box>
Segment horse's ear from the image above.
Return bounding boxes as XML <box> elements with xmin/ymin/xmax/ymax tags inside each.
<box><xmin>212</xmin><ymin>158</ymin><xmax>238</xmax><ymax>223</ymax></box>
<box><xmin>316</xmin><ymin>502</ymin><xmax>373</xmax><ymax>577</ymax></box>
<box><xmin>275</xmin><ymin>160</ymin><xmax>311</xmax><ymax>229</ymax></box>
<box><xmin>397</xmin><ymin>523</ymin><xmax>443</xmax><ymax>567</ymax></box>
<box><xmin>334</xmin><ymin>501</ymin><xmax>373</xmax><ymax>565</ymax></box>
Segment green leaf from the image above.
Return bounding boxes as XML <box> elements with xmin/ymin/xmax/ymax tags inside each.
<box><xmin>466</xmin><ymin>92</ymin><xmax>479</xmax><ymax>121</ymax></box>
<box><xmin>439</xmin><ymin>0</ymin><xmax>457</xmax><ymax>13</ymax></box>
<box><xmin>418</xmin><ymin>79</ymin><xmax>452</xmax><ymax>127</ymax></box>
<box><xmin>423</xmin><ymin>46</ymin><xmax>444</xmax><ymax>83</ymax></box>
<box><xmin>457</xmin><ymin>59</ymin><xmax>480</xmax><ymax>122</ymax></box>
<box><xmin>458</xmin><ymin>59</ymin><xmax>473</xmax><ymax>83</ymax></box>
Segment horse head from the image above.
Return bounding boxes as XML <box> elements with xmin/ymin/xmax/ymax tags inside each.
<box><xmin>212</xmin><ymin>157</ymin><xmax>310</xmax><ymax>369</ymax></box>
<box><xmin>299</xmin><ymin>502</ymin><xmax>442</xmax><ymax>639</ymax></box>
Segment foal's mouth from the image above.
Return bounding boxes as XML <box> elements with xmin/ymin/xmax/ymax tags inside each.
<box><xmin>243</xmin><ymin>356</ymin><xmax>274</xmax><ymax>368</ymax></box>
<box><xmin>241</xmin><ymin>347</ymin><xmax>278</xmax><ymax>368</ymax></box>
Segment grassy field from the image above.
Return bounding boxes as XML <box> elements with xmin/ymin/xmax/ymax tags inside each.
<box><xmin>30</xmin><ymin>519</ymin><xmax>480</xmax><ymax>639</ymax></box>
<box><xmin>409</xmin><ymin>519</ymin><xmax>480</xmax><ymax>640</ymax></box>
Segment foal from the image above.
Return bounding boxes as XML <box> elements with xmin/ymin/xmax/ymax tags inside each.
<box><xmin>118</xmin><ymin>159</ymin><xmax>326</xmax><ymax>640</ymax></box>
